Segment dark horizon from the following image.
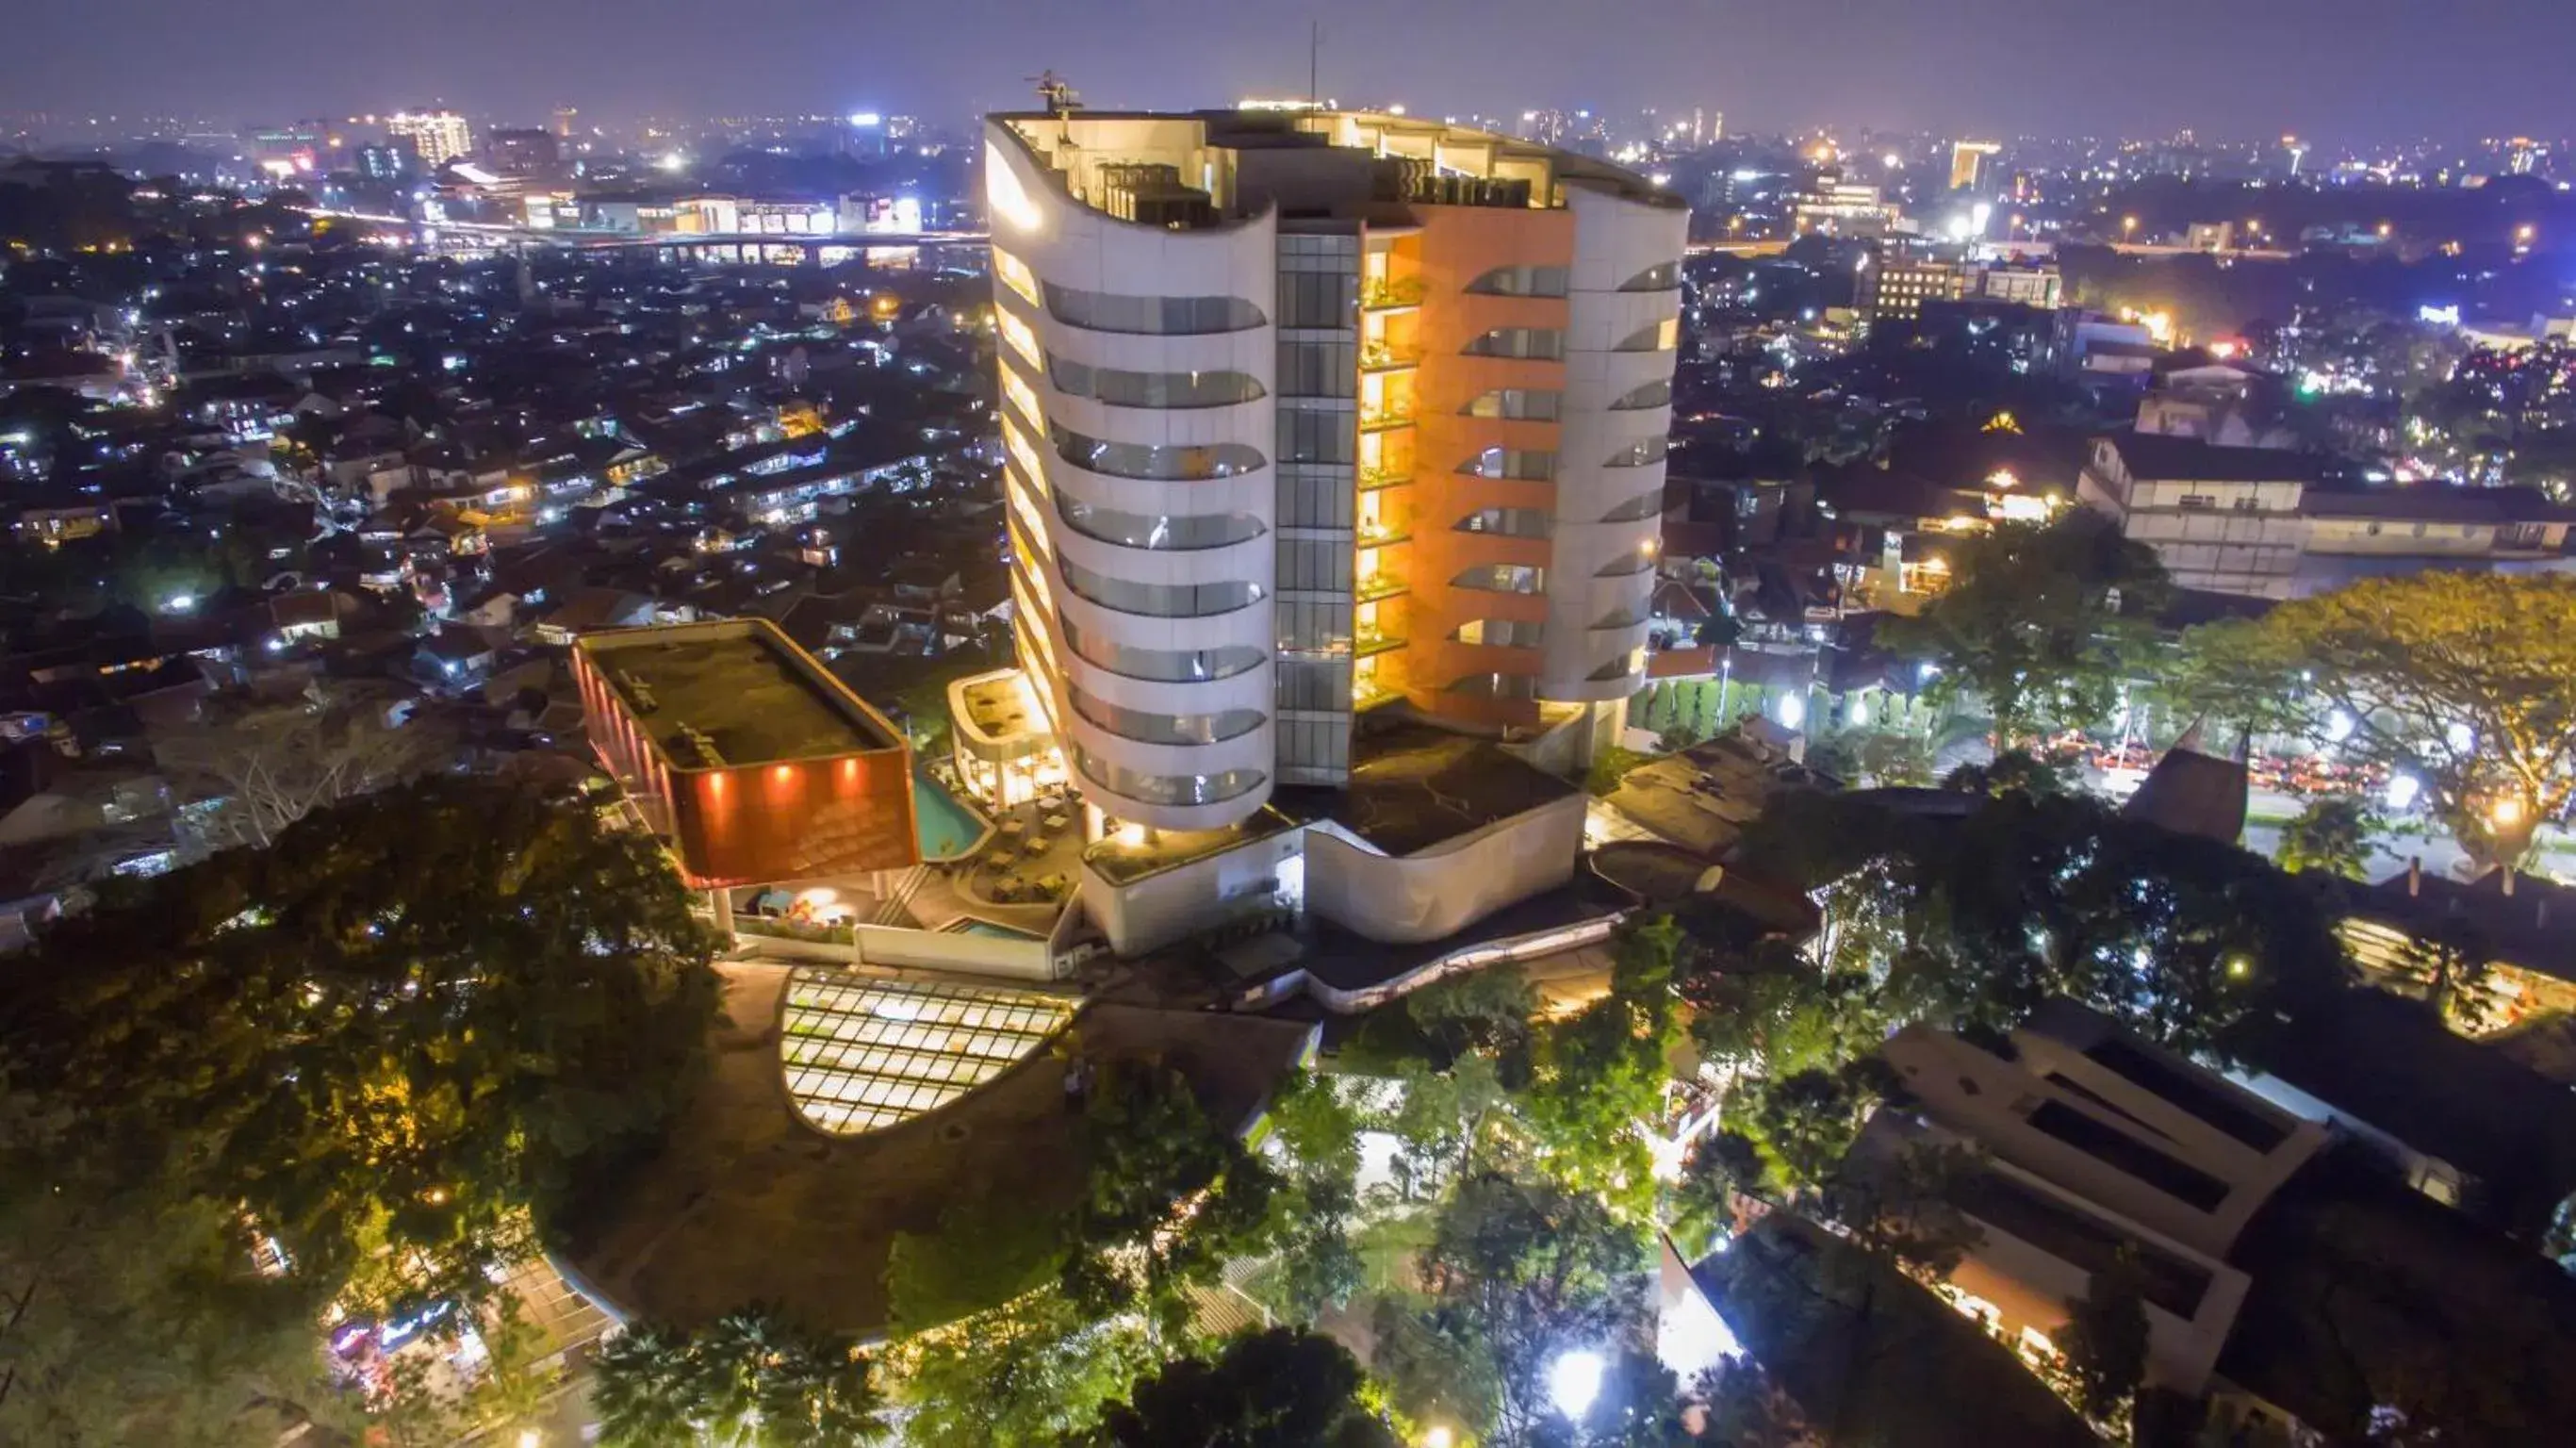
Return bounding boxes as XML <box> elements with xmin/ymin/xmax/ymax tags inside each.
<box><xmin>8</xmin><ymin>0</ymin><xmax>2576</xmax><ymax>146</ymax></box>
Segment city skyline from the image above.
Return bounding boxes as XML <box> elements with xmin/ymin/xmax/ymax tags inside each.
<box><xmin>10</xmin><ymin>0</ymin><xmax>2576</xmax><ymax>145</ymax></box>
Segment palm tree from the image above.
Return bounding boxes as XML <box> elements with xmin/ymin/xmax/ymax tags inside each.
<box><xmin>592</xmin><ymin>1321</ymin><xmax>705</xmax><ymax>1448</ymax></box>
<box><xmin>754</xmin><ymin>1328</ymin><xmax>889</xmax><ymax>1448</ymax></box>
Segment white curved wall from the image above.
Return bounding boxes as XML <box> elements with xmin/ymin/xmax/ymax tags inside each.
<box><xmin>1303</xmin><ymin>794</ymin><xmax>1587</xmax><ymax>944</ymax></box>
<box><xmin>1543</xmin><ymin>185</ymin><xmax>1687</xmax><ymax>702</ymax></box>
<box><xmin>988</xmin><ymin>122</ymin><xmax>1281</xmax><ymax>831</ymax></box>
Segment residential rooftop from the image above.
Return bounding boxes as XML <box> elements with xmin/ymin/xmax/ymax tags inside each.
<box><xmin>579</xmin><ymin>618</ymin><xmax>902</xmax><ymax>767</ymax></box>
<box><xmin>1083</xmin><ymin>804</ymin><xmax>1302</xmax><ymax>886</ymax></box>
<box><xmin>1285</xmin><ymin>721</ymin><xmax>1577</xmax><ymax>857</ymax></box>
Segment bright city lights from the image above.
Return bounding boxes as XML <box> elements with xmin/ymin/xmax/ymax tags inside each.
<box><xmin>1547</xmin><ymin>1349</ymin><xmax>1606</xmax><ymax>1420</ymax></box>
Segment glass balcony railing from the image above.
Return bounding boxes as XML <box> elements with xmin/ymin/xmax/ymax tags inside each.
<box><xmin>1354</xmin><ymin>673</ymin><xmax>1403</xmax><ymax>709</ymax></box>
<box><xmin>1358</xmin><ymin>403</ymin><xmax>1417</xmax><ymax>433</ymax></box>
<box><xmin>1362</xmin><ymin>275</ymin><xmax>1427</xmax><ymax>310</ymax></box>
<box><xmin>1357</xmin><ymin>464</ymin><xmax>1412</xmax><ymax>492</ymax></box>
<box><xmin>1360</xmin><ymin>340</ymin><xmax>1421</xmax><ymax>371</ymax></box>
<box><xmin>1356</xmin><ymin>521</ymin><xmax>1412</xmax><ymax>551</ymax></box>
<box><xmin>1354</xmin><ymin>627</ymin><xmax>1407</xmax><ymax>658</ymax></box>
<box><xmin>1355</xmin><ymin>572</ymin><xmax>1410</xmax><ymax>603</ymax></box>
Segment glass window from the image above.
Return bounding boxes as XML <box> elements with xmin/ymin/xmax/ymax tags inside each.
<box><xmin>1276</xmin><ymin>269</ymin><xmax>1358</xmax><ymax>328</ymax></box>
<box><xmin>1462</xmin><ymin>327</ymin><xmax>1566</xmax><ymax>360</ymax></box>
<box><xmin>1052</xmin><ymin>487</ymin><xmax>1266</xmax><ymax>551</ymax></box>
<box><xmin>1595</xmin><ymin>550</ymin><xmax>1655</xmax><ymax>578</ymax></box>
<box><xmin>1060</xmin><ymin>615</ymin><xmax>1265</xmax><ymax>683</ymax></box>
<box><xmin>992</xmin><ymin>248</ymin><xmax>1042</xmax><ymax>307</ymax></box>
<box><xmin>1073</xmin><ymin>744</ymin><xmax>1266</xmax><ymax>808</ymax></box>
<box><xmin>1275</xmin><ymin>657</ymin><xmax>1353</xmax><ymax>710</ymax></box>
<box><xmin>1608</xmin><ymin>378</ymin><xmax>1672</xmax><ymax>410</ymax></box>
<box><xmin>1455</xmin><ymin>506</ymin><xmax>1552</xmax><ymax>538</ymax></box>
<box><xmin>1458</xmin><ymin>447</ymin><xmax>1557</xmax><ymax>481</ymax></box>
<box><xmin>1614</xmin><ymin>318</ymin><xmax>1681</xmax><ymax>353</ymax></box>
<box><xmin>1443</xmin><ymin>671</ymin><xmax>1539</xmax><ymax>699</ymax></box>
<box><xmin>1059</xmin><ymin>557</ymin><xmax>1264</xmax><ymax>617</ymax></box>
<box><xmin>1465</xmin><ymin>264</ymin><xmax>1571</xmax><ymax>298</ymax></box>
<box><xmin>1276</xmin><ymin>341</ymin><xmax>1356</xmax><ymax>399</ymax></box>
<box><xmin>1454</xmin><ymin>618</ymin><xmax>1545</xmax><ymax>648</ymax></box>
<box><xmin>1276</xmin><ymin>406</ymin><xmax>1355</xmax><ymax>464</ymax></box>
<box><xmin>1452</xmin><ymin>563</ymin><xmax>1545</xmax><ymax>594</ymax></box>
<box><xmin>1276</xmin><ymin>465</ymin><xmax>1355</xmax><ymax>528</ymax></box>
<box><xmin>1600</xmin><ymin>489</ymin><xmax>1663</xmax><ymax>522</ymax></box>
<box><xmin>1605</xmin><ymin>436</ymin><xmax>1670</xmax><ymax>468</ymax></box>
<box><xmin>1068</xmin><ymin>683</ymin><xmax>1264</xmax><ymax>746</ymax></box>
<box><xmin>1047</xmin><ymin>354</ymin><xmax>1265</xmax><ymax>409</ymax></box>
<box><xmin>1463</xmin><ymin>387</ymin><xmax>1562</xmax><ymax>420</ymax></box>
<box><xmin>1042</xmin><ymin>282</ymin><xmax>1266</xmax><ymax>335</ymax></box>
<box><xmin>1050</xmin><ymin>422</ymin><xmax>1264</xmax><ymax>481</ymax></box>
<box><xmin>1617</xmin><ymin>260</ymin><xmax>1682</xmax><ymax>291</ymax></box>
<box><xmin>1276</xmin><ymin>536</ymin><xmax>1354</xmax><ymax>592</ymax></box>
<box><xmin>1591</xmin><ymin>602</ymin><xmax>1645</xmax><ymax>629</ymax></box>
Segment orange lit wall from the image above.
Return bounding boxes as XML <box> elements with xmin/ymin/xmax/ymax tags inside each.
<box><xmin>1403</xmin><ymin>204</ymin><xmax>1573</xmax><ymax>727</ymax></box>
<box><xmin>570</xmin><ymin>647</ymin><xmax>921</xmax><ymax>889</ymax></box>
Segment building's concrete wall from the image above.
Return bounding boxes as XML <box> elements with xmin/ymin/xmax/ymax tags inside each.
<box><xmin>1303</xmin><ymin>790</ymin><xmax>1585</xmax><ymax>944</ymax></box>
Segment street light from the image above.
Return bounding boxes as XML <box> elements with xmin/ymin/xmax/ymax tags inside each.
<box><xmin>1420</xmin><ymin>1428</ymin><xmax>1455</xmax><ymax>1448</ymax></box>
<box><xmin>1548</xmin><ymin>1350</ymin><xmax>1606</xmax><ymax>1420</ymax></box>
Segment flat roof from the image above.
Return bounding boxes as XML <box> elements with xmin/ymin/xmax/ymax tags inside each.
<box><xmin>580</xmin><ymin>618</ymin><xmax>903</xmax><ymax>766</ymax></box>
<box><xmin>1084</xmin><ymin>805</ymin><xmax>1302</xmax><ymax>886</ymax></box>
<box><xmin>1287</xmin><ymin>722</ymin><xmax>1577</xmax><ymax>857</ymax></box>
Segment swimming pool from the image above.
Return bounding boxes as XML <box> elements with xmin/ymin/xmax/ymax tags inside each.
<box><xmin>912</xmin><ymin>769</ymin><xmax>989</xmax><ymax>861</ymax></box>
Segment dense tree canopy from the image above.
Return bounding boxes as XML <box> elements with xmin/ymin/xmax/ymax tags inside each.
<box><xmin>591</xmin><ymin>1308</ymin><xmax>887</xmax><ymax>1448</ymax></box>
<box><xmin>1088</xmin><ymin>1327</ymin><xmax>1397</xmax><ymax>1448</ymax></box>
<box><xmin>1878</xmin><ymin>510</ymin><xmax>2170</xmax><ymax>743</ymax></box>
<box><xmin>0</xmin><ymin>778</ymin><xmax>722</xmax><ymax>1442</ymax></box>
<box><xmin>2189</xmin><ymin>573</ymin><xmax>2576</xmax><ymax>869</ymax></box>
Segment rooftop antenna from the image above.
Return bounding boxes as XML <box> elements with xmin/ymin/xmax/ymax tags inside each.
<box><xmin>1029</xmin><ymin>71</ymin><xmax>1082</xmax><ymax>141</ymax></box>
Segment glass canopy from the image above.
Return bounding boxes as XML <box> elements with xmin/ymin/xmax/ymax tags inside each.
<box><xmin>780</xmin><ymin>969</ymin><xmax>1077</xmax><ymax>1134</ymax></box>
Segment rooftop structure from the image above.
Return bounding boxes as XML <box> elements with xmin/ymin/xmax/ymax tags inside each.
<box><xmin>571</xmin><ymin>619</ymin><xmax>917</xmax><ymax>888</ymax></box>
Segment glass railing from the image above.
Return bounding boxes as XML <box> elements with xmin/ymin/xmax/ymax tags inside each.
<box><xmin>1356</xmin><ymin>521</ymin><xmax>1413</xmax><ymax>550</ymax></box>
<box><xmin>1360</xmin><ymin>340</ymin><xmax>1422</xmax><ymax>371</ymax></box>
<box><xmin>1354</xmin><ymin>627</ymin><xmax>1407</xmax><ymax>658</ymax></box>
<box><xmin>1357</xmin><ymin>464</ymin><xmax>1413</xmax><ymax>492</ymax></box>
<box><xmin>1361</xmin><ymin>275</ymin><xmax>1427</xmax><ymax>309</ymax></box>
<box><xmin>1355</xmin><ymin>572</ymin><xmax>1410</xmax><ymax>602</ymax></box>
<box><xmin>1353</xmin><ymin>673</ymin><xmax>1403</xmax><ymax>709</ymax></box>
<box><xmin>1358</xmin><ymin>403</ymin><xmax>1417</xmax><ymax>433</ymax></box>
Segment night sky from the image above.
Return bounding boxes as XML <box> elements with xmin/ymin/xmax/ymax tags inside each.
<box><xmin>9</xmin><ymin>0</ymin><xmax>2576</xmax><ymax>142</ymax></box>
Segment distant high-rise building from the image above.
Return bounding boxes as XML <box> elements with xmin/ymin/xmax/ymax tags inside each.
<box><xmin>484</xmin><ymin>127</ymin><xmax>562</xmax><ymax>176</ymax></box>
<box><xmin>985</xmin><ymin>106</ymin><xmax>1685</xmax><ymax>823</ymax></box>
<box><xmin>387</xmin><ymin>110</ymin><xmax>473</xmax><ymax>169</ymax></box>
<box><xmin>551</xmin><ymin>106</ymin><xmax>579</xmax><ymax>139</ymax></box>
<box><xmin>1949</xmin><ymin>140</ymin><xmax>2000</xmax><ymax>192</ymax></box>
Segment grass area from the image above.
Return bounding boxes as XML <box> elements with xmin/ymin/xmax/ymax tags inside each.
<box><xmin>735</xmin><ymin>915</ymin><xmax>857</xmax><ymax>946</ymax></box>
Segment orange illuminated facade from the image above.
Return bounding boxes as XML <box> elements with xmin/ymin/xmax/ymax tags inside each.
<box><xmin>572</xmin><ymin>619</ymin><xmax>919</xmax><ymax>889</ymax></box>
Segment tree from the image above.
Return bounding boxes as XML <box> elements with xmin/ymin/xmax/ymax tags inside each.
<box><xmin>592</xmin><ymin>1309</ymin><xmax>887</xmax><ymax>1448</ymax></box>
<box><xmin>893</xmin><ymin>1288</ymin><xmax>1157</xmax><ymax>1448</ymax></box>
<box><xmin>151</xmin><ymin>684</ymin><xmax>456</xmax><ymax>851</ymax></box>
<box><xmin>2238</xmin><ymin>574</ymin><xmax>2576</xmax><ymax>870</ymax></box>
<box><xmin>1257</xmin><ymin>1075</ymin><xmax>1369</xmax><ymax>1322</ymax></box>
<box><xmin>1089</xmin><ymin>1327</ymin><xmax>1398</xmax><ymax>1448</ymax></box>
<box><xmin>2394</xmin><ymin>915</ymin><xmax>2498</xmax><ymax>1034</ymax></box>
<box><xmin>1378</xmin><ymin>1169</ymin><xmax>1652</xmax><ymax>1446</ymax></box>
<box><xmin>0</xmin><ymin>778</ymin><xmax>721</xmax><ymax>1325</ymax></box>
<box><xmin>1515</xmin><ymin>920</ymin><xmax>1683</xmax><ymax>1219</ymax></box>
<box><xmin>1877</xmin><ymin>510</ymin><xmax>2170</xmax><ymax>743</ymax></box>
<box><xmin>2056</xmin><ymin>1248</ymin><xmax>2152</xmax><ymax>1423</ymax></box>
<box><xmin>2274</xmin><ymin>796</ymin><xmax>2378</xmax><ymax>880</ymax></box>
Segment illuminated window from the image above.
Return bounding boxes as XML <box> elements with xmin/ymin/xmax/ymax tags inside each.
<box><xmin>998</xmin><ymin>308</ymin><xmax>1042</xmax><ymax>371</ymax></box>
<box><xmin>1463</xmin><ymin>387</ymin><xmax>1562</xmax><ymax>420</ymax></box>
<box><xmin>1452</xmin><ymin>562</ymin><xmax>1545</xmax><ymax>593</ymax></box>
<box><xmin>992</xmin><ymin>247</ymin><xmax>1041</xmax><ymax>306</ymax></box>
<box><xmin>1462</xmin><ymin>326</ymin><xmax>1566</xmax><ymax>360</ymax></box>
<box><xmin>1605</xmin><ymin>436</ymin><xmax>1670</xmax><ymax>468</ymax></box>
<box><xmin>1613</xmin><ymin>318</ymin><xmax>1681</xmax><ymax>352</ymax></box>
<box><xmin>1454</xmin><ymin>506</ymin><xmax>1552</xmax><ymax>537</ymax></box>
<box><xmin>1072</xmin><ymin>744</ymin><xmax>1265</xmax><ymax>808</ymax></box>
<box><xmin>1049</xmin><ymin>423</ymin><xmax>1264</xmax><ymax>482</ymax></box>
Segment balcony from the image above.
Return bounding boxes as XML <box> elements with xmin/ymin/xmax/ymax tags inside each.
<box><xmin>1360</xmin><ymin>340</ymin><xmax>1421</xmax><ymax>372</ymax></box>
<box><xmin>1354</xmin><ymin>627</ymin><xmax>1407</xmax><ymax>659</ymax></box>
<box><xmin>1353</xmin><ymin>673</ymin><xmax>1403</xmax><ymax>710</ymax></box>
<box><xmin>1358</xmin><ymin>403</ymin><xmax>1417</xmax><ymax>434</ymax></box>
<box><xmin>1357</xmin><ymin>464</ymin><xmax>1413</xmax><ymax>492</ymax></box>
<box><xmin>1355</xmin><ymin>521</ymin><xmax>1413</xmax><ymax>551</ymax></box>
<box><xmin>1355</xmin><ymin>572</ymin><xmax>1410</xmax><ymax>603</ymax></box>
<box><xmin>1362</xmin><ymin>275</ymin><xmax>1427</xmax><ymax>310</ymax></box>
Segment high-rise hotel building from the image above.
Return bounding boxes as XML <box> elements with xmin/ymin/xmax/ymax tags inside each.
<box><xmin>987</xmin><ymin>107</ymin><xmax>1686</xmax><ymax>831</ymax></box>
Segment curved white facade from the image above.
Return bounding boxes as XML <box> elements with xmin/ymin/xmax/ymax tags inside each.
<box><xmin>988</xmin><ymin>123</ymin><xmax>1281</xmax><ymax>830</ymax></box>
<box><xmin>1543</xmin><ymin>184</ymin><xmax>1690</xmax><ymax>701</ymax></box>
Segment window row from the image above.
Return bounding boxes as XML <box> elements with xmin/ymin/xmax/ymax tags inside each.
<box><xmin>1050</xmin><ymin>422</ymin><xmax>1265</xmax><ymax>481</ymax></box>
<box><xmin>1452</xmin><ymin>563</ymin><xmax>1546</xmax><ymax>594</ymax></box>
<box><xmin>1042</xmin><ymin>282</ymin><xmax>1266</xmax><ymax>335</ymax></box>
<box><xmin>1074</xmin><ymin>744</ymin><xmax>1267</xmax><ymax>809</ymax></box>
<box><xmin>1464</xmin><ymin>387</ymin><xmax>1561</xmax><ymax>420</ymax></box>
<box><xmin>1047</xmin><ymin>354</ymin><xmax>1266</xmax><ymax>409</ymax></box>
<box><xmin>1068</xmin><ymin>683</ymin><xmax>1265</xmax><ymax>747</ymax></box>
<box><xmin>1052</xmin><ymin>486</ymin><xmax>1268</xmax><ymax>551</ymax></box>
<box><xmin>1467</xmin><ymin>264</ymin><xmax>1571</xmax><ymax>297</ymax></box>
<box><xmin>1444</xmin><ymin>671</ymin><xmax>1540</xmax><ymax>700</ymax></box>
<box><xmin>1060</xmin><ymin>615</ymin><xmax>1266</xmax><ymax>683</ymax></box>
<box><xmin>1455</xmin><ymin>506</ymin><xmax>1552</xmax><ymax>538</ymax></box>
<box><xmin>1454</xmin><ymin>617</ymin><xmax>1546</xmax><ymax>648</ymax></box>
<box><xmin>1059</xmin><ymin>556</ymin><xmax>1265</xmax><ymax>617</ymax></box>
